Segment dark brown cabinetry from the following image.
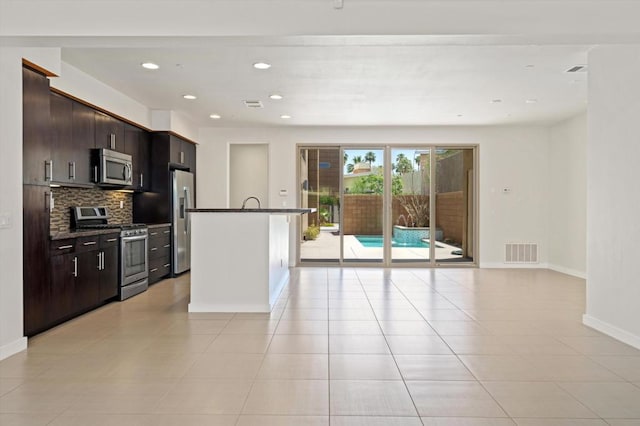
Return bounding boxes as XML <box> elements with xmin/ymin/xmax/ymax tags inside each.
<box><xmin>124</xmin><ymin>124</ymin><xmax>150</xmax><ymax>191</ymax></box>
<box><xmin>169</xmin><ymin>134</ymin><xmax>197</xmax><ymax>173</ymax></box>
<box><xmin>50</xmin><ymin>93</ymin><xmax>94</xmax><ymax>185</ymax></box>
<box><xmin>23</xmin><ymin>67</ymin><xmax>51</xmax><ymax>186</ymax></box>
<box><xmin>49</xmin><ymin>233</ymin><xmax>119</xmax><ymax>327</ymax></box>
<box><xmin>95</xmin><ymin>111</ymin><xmax>125</xmax><ymax>151</ymax></box>
<box><xmin>148</xmin><ymin>225</ymin><xmax>172</xmax><ymax>284</ymax></box>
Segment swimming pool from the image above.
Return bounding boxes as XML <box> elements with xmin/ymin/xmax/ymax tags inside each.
<box><xmin>355</xmin><ymin>235</ymin><xmax>437</xmax><ymax>248</ymax></box>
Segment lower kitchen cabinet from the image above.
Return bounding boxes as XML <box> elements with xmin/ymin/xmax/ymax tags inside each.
<box><xmin>148</xmin><ymin>225</ymin><xmax>171</xmax><ymax>284</ymax></box>
<box><xmin>48</xmin><ymin>232</ymin><xmax>119</xmax><ymax>327</ymax></box>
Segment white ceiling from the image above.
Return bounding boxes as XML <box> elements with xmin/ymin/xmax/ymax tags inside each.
<box><xmin>8</xmin><ymin>0</ymin><xmax>637</xmax><ymax>128</ymax></box>
<box><xmin>62</xmin><ymin>41</ymin><xmax>589</xmax><ymax>127</ymax></box>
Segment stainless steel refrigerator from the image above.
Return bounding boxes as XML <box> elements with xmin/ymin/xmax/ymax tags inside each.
<box><xmin>172</xmin><ymin>169</ymin><xmax>194</xmax><ymax>275</ymax></box>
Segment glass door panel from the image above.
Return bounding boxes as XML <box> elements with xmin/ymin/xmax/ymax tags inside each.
<box><xmin>434</xmin><ymin>148</ymin><xmax>475</xmax><ymax>263</ymax></box>
<box><xmin>342</xmin><ymin>148</ymin><xmax>385</xmax><ymax>263</ymax></box>
<box><xmin>299</xmin><ymin>147</ymin><xmax>341</xmax><ymax>262</ymax></box>
<box><xmin>390</xmin><ymin>148</ymin><xmax>432</xmax><ymax>263</ymax></box>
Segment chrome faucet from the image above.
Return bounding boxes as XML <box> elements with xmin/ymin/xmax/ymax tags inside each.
<box><xmin>241</xmin><ymin>196</ymin><xmax>261</xmax><ymax>209</ymax></box>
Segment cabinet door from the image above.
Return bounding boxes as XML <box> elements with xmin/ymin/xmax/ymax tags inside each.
<box><xmin>50</xmin><ymin>93</ymin><xmax>74</xmax><ymax>183</ymax></box>
<box><xmin>100</xmin><ymin>245</ymin><xmax>119</xmax><ymax>301</ymax></box>
<box><xmin>182</xmin><ymin>141</ymin><xmax>196</xmax><ymax>174</ymax></box>
<box><xmin>72</xmin><ymin>102</ymin><xmax>96</xmax><ymax>183</ymax></box>
<box><xmin>23</xmin><ymin>185</ymin><xmax>51</xmax><ymax>335</ymax></box>
<box><xmin>169</xmin><ymin>135</ymin><xmax>183</xmax><ymax>164</ymax></box>
<box><xmin>124</xmin><ymin>124</ymin><xmax>150</xmax><ymax>191</ymax></box>
<box><xmin>95</xmin><ymin>112</ymin><xmax>125</xmax><ymax>151</ymax></box>
<box><xmin>75</xmin><ymin>250</ymin><xmax>101</xmax><ymax>313</ymax></box>
<box><xmin>22</xmin><ymin>67</ymin><xmax>51</xmax><ymax>186</ymax></box>
<box><xmin>50</xmin><ymin>252</ymin><xmax>75</xmax><ymax>325</ymax></box>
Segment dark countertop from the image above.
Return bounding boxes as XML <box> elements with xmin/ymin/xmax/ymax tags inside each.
<box><xmin>187</xmin><ymin>208</ymin><xmax>316</xmax><ymax>214</ymax></box>
<box><xmin>147</xmin><ymin>223</ymin><xmax>171</xmax><ymax>229</ymax></box>
<box><xmin>50</xmin><ymin>228</ymin><xmax>120</xmax><ymax>241</ymax></box>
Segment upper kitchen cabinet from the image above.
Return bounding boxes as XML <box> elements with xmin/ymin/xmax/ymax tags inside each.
<box><xmin>124</xmin><ymin>124</ymin><xmax>150</xmax><ymax>191</ymax></box>
<box><xmin>95</xmin><ymin>111</ymin><xmax>125</xmax><ymax>151</ymax></box>
<box><xmin>50</xmin><ymin>93</ymin><xmax>94</xmax><ymax>186</ymax></box>
<box><xmin>23</xmin><ymin>66</ymin><xmax>51</xmax><ymax>186</ymax></box>
<box><xmin>167</xmin><ymin>133</ymin><xmax>197</xmax><ymax>172</ymax></box>
<box><xmin>71</xmin><ymin>101</ymin><xmax>96</xmax><ymax>185</ymax></box>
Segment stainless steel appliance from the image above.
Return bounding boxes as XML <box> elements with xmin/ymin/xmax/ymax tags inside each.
<box><xmin>92</xmin><ymin>148</ymin><xmax>133</xmax><ymax>186</ymax></box>
<box><xmin>172</xmin><ymin>170</ymin><xmax>194</xmax><ymax>274</ymax></box>
<box><xmin>72</xmin><ymin>206</ymin><xmax>148</xmax><ymax>300</ymax></box>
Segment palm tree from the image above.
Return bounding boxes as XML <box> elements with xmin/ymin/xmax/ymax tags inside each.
<box><xmin>347</xmin><ymin>155</ymin><xmax>363</xmax><ymax>173</ymax></box>
<box><xmin>343</xmin><ymin>152</ymin><xmax>348</xmax><ymax>165</ymax></box>
<box><xmin>395</xmin><ymin>153</ymin><xmax>413</xmax><ymax>175</ymax></box>
<box><xmin>364</xmin><ymin>151</ymin><xmax>376</xmax><ymax>166</ymax></box>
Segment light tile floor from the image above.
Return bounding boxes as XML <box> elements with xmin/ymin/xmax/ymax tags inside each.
<box><xmin>2</xmin><ymin>268</ymin><xmax>640</xmax><ymax>425</ymax></box>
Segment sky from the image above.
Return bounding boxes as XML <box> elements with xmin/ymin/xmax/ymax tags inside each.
<box><xmin>343</xmin><ymin>148</ymin><xmax>428</xmax><ymax>174</ymax></box>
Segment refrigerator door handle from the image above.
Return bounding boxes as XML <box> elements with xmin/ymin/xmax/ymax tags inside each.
<box><xmin>184</xmin><ymin>187</ymin><xmax>190</xmax><ymax>233</ymax></box>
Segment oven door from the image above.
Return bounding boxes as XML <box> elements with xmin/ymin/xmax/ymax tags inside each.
<box><xmin>121</xmin><ymin>234</ymin><xmax>148</xmax><ymax>286</ymax></box>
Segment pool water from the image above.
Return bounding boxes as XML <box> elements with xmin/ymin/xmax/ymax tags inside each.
<box><xmin>356</xmin><ymin>235</ymin><xmax>431</xmax><ymax>248</ymax></box>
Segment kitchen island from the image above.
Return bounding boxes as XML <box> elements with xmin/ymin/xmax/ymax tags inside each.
<box><xmin>186</xmin><ymin>208</ymin><xmax>315</xmax><ymax>312</ymax></box>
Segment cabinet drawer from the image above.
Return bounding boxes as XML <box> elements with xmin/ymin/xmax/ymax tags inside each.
<box><xmin>75</xmin><ymin>236</ymin><xmax>100</xmax><ymax>252</ymax></box>
<box><xmin>149</xmin><ymin>234</ymin><xmax>170</xmax><ymax>247</ymax></box>
<box><xmin>51</xmin><ymin>238</ymin><xmax>76</xmax><ymax>254</ymax></box>
<box><xmin>149</xmin><ymin>257</ymin><xmax>171</xmax><ymax>283</ymax></box>
<box><xmin>149</xmin><ymin>244</ymin><xmax>170</xmax><ymax>260</ymax></box>
<box><xmin>149</xmin><ymin>226</ymin><xmax>171</xmax><ymax>238</ymax></box>
<box><xmin>100</xmin><ymin>234</ymin><xmax>119</xmax><ymax>248</ymax></box>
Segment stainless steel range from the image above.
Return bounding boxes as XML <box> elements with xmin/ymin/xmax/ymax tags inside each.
<box><xmin>72</xmin><ymin>206</ymin><xmax>149</xmax><ymax>300</ymax></box>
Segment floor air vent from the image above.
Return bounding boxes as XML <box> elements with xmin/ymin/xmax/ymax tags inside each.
<box><xmin>505</xmin><ymin>243</ymin><xmax>538</xmax><ymax>264</ymax></box>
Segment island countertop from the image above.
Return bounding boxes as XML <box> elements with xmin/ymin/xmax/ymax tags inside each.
<box><xmin>186</xmin><ymin>208</ymin><xmax>316</xmax><ymax>214</ymax></box>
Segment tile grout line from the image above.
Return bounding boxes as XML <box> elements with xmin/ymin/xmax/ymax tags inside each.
<box><xmin>354</xmin><ymin>268</ymin><xmax>425</xmax><ymax>425</ymax></box>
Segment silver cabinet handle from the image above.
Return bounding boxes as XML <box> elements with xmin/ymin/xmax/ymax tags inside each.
<box><xmin>150</xmin><ymin>232</ymin><xmax>158</xmax><ymax>236</ymax></box>
<box><xmin>163</xmin><ymin>244</ymin><xmax>170</xmax><ymax>248</ymax></box>
<box><xmin>163</xmin><ymin>263</ymin><xmax>171</xmax><ymax>268</ymax></box>
<box><xmin>101</xmin><ymin>252</ymin><xmax>105</xmax><ymax>270</ymax></box>
<box><xmin>69</xmin><ymin>161</ymin><xmax>76</xmax><ymax>180</ymax></box>
<box><xmin>93</xmin><ymin>166</ymin><xmax>98</xmax><ymax>183</ymax></box>
<box><xmin>150</xmin><ymin>247</ymin><xmax>157</xmax><ymax>251</ymax></box>
<box><xmin>45</xmin><ymin>160</ymin><xmax>53</xmax><ymax>181</ymax></box>
<box><xmin>72</xmin><ymin>257</ymin><xmax>78</xmax><ymax>277</ymax></box>
<box><xmin>97</xmin><ymin>252</ymin><xmax>101</xmax><ymax>270</ymax></box>
<box><xmin>83</xmin><ymin>241</ymin><xmax>97</xmax><ymax>246</ymax></box>
<box><xmin>180</xmin><ymin>151</ymin><xmax>185</xmax><ymax>164</ymax></box>
<box><xmin>150</xmin><ymin>268</ymin><xmax>158</xmax><ymax>273</ymax></box>
<box><xmin>109</xmin><ymin>133</ymin><xmax>116</xmax><ymax>150</ymax></box>
<box><xmin>57</xmin><ymin>245</ymin><xmax>73</xmax><ymax>250</ymax></box>
<box><xmin>107</xmin><ymin>238</ymin><xmax>118</xmax><ymax>242</ymax></box>
<box><xmin>163</xmin><ymin>230</ymin><xmax>170</xmax><ymax>234</ymax></box>
<box><xmin>140</xmin><ymin>173</ymin><xmax>144</xmax><ymax>189</ymax></box>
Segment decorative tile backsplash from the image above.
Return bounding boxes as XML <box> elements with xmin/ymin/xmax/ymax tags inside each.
<box><xmin>51</xmin><ymin>187</ymin><xmax>133</xmax><ymax>232</ymax></box>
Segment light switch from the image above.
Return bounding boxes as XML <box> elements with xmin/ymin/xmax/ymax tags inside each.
<box><xmin>0</xmin><ymin>213</ymin><xmax>11</xmax><ymax>229</ymax></box>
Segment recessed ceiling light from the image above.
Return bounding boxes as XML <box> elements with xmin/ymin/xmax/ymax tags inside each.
<box><xmin>280</xmin><ymin>115</ymin><xmax>292</xmax><ymax>119</ymax></box>
<box><xmin>525</xmin><ymin>99</ymin><xmax>538</xmax><ymax>104</ymax></box>
<box><xmin>457</xmin><ymin>114</ymin><xmax>463</xmax><ymax>117</ymax></box>
<box><xmin>141</xmin><ymin>62</ymin><xmax>159</xmax><ymax>70</ymax></box>
<box><xmin>269</xmin><ymin>94</ymin><xmax>283</xmax><ymax>100</ymax></box>
<box><xmin>253</xmin><ymin>62</ymin><xmax>271</xmax><ymax>70</ymax></box>
<box><xmin>209</xmin><ymin>114</ymin><xmax>221</xmax><ymax>119</ymax></box>
<box><xmin>183</xmin><ymin>94</ymin><xmax>197</xmax><ymax>100</ymax></box>
<box><xmin>491</xmin><ymin>99</ymin><xmax>502</xmax><ymax>104</ymax></box>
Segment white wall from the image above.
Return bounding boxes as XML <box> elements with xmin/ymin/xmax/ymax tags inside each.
<box><xmin>548</xmin><ymin>113</ymin><xmax>587</xmax><ymax>278</ymax></box>
<box><xmin>197</xmin><ymin>126</ymin><xmax>551</xmax><ymax>266</ymax></box>
<box><xmin>584</xmin><ymin>45</ymin><xmax>640</xmax><ymax>349</ymax></box>
<box><xmin>229</xmin><ymin>144</ymin><xmax>269</xmax><ymax>209</ymax></box>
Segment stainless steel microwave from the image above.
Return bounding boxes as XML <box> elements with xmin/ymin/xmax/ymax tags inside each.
<box><xmin>92</xmin><ymin>148</ymin><xmax>133</xmax><ymax>186</ymax></box>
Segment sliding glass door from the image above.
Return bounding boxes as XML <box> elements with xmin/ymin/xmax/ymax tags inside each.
<box><xmin>298</xmin><ymin>145</ymin><xmax>476</xmax><ymax>266</ymax></box>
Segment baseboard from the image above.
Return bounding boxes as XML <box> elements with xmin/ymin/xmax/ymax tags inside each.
<box><xmin>188</xmin><ymin>303</ymin><xmax>272</xmax><ymax>313</ymax></box>
<box><xmin>583</xmin><ymin>314</ymin><xmax>640</xmax><ymax>350</ymax></box>
<box><xmin>479</xmin><ymin>262</ymin><xmax>549</xmax><ymax>269</ymax></box>
<box><xmin>548</xmin><ymin>263</ymin><xmax>586</xmax><ymax>279</ymax></box>
<box><xmin>0</xmin><ymin>336</ymin><xmax>27</xmax><ymax>361</ymax></box>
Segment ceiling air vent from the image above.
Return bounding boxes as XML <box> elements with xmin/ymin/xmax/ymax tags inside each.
<box><xmin>244</xmin><ymin>100</ymin><xmax>263</xmax><ymax>108</ymax></box>
<box><xmin>566</xmin><ymin>65</ymin><xmax>587</xmax><ymax>73</ymax></box>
